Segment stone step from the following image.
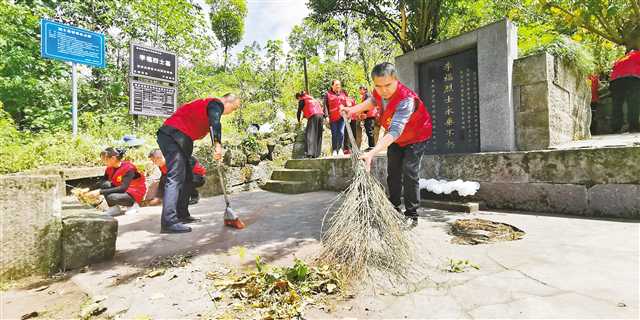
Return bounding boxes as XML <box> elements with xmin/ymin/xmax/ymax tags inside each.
<box><xmin>271</xmin><ymin>168</ymin><xmax>321</xmax><ymax>183</ymax></box>
<box><xmin>284</xmin><ymin>158</ymin><xmax>321</xmax><ymax>170</ymax></box>
<box><xmin>260</xmin><ymin>180</ymin><xmax>321</xmax><ymax>194</ymax></box>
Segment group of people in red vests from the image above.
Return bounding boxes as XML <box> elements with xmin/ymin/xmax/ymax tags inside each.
<box><xmin>88</xmin><ymin>62</ymin><xmax>436</xmax><ymax>232</ymax></box>
<box><xmin>296</xmin><ymin>81</ymin><xmax>382</xmax><ymax>158</ymax></box>
<box><xmin>590</xmin><ymin>48</ymin><xmax>640</xmax><ymax>133</ymax></box>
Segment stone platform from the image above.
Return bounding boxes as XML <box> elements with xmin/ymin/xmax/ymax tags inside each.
<box><xmin>271</xmin><ymin>133</ymin><xmax>640</xmax><ymax>219</ymax></box>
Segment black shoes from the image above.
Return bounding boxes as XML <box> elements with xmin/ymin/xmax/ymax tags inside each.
<box><xmin>404</xmin><ymin>215</ymin><xmax>418</xmax><ymax>229</ymax></box>
<box><xmin>188</xmin><ymin>195</ymin><xmax>200</xmax><ymax>205</ymax></box>
<box><xmin>178</xmin><ymin>216</ymin><xmax>201</xmax><ymax>224</ymax></box>
<box><xmin>161</xmin><ymin>223</ymin><xmax>192</xmax><ymax>234</ymax></box>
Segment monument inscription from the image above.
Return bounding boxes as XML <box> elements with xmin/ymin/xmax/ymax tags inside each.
<box><xmin>419</xmin><ymin>48</ymin><xmax>480</xmax><ymax>154</ymax></box>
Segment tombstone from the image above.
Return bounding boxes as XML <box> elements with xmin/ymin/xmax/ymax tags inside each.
<box><xmin>396</xmin><ymin>19</ymin><xmax>518</xmax><ymax>154</ymax></box>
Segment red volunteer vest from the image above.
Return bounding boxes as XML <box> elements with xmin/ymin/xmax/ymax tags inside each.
<box><xmin>192</xmin><ymin>160</ymin><xmax>206</xmax><ymax>176</ymax></box>
<box><xmin>589</xmin><ymin>75</ymin><xmax>599</xmax><ymax>103</ymax></box>
<box><xmin>301</xmin><ymin>95</ymin><xmax>323</xmax><ymax>119</ymax></box>
<box><xmin>159</xmin><ymin>162</ymin><xmax>206</xmax><ymax>176</ymax></box>
<box><xmin>105</xmin><ymin>161</ymin><xmax>146</xmax><ymax>204</ymax></box>
<box><xmin>611</xmin><ymin>50</ymin><xmax>640</xmax><ymax>81</ymax></box>
<box><xmin>374</xmin><ymin>81</ymin><xmax>432</xmax><ymax>147</ymax></box>
<box><xmin>163</xmin><ymin>97</ymin><xmax>221</xmax><ymax>141</ymax></box>
<box><xmin>326</xmin><ymin>90</ymin><xmax>348</xmax><ymax>122</ymax></box>
<box><xmin>363</xmin><ymin>92</ymin><xmax>379</xmax><ymax>118</ymax></box>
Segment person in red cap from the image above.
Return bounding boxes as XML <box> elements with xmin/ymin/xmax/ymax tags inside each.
<box><xmin>341</xmin><ymin>62</ymin><xmax>433</xmax><ymax>228</ymax></box>
<box><xmin>296</xmin><ymin>91</ymin><xmax>325</xmax><ymax>158</ymax></box>
<box><xmin>156</xmin><ymin>93</ymin><xmax>241</xmax><ymax>233</ymax></box>
<box><xmin>610</xmin><ymin>48</ymin><xmax>640</xmax><ymax>133</ymax></box>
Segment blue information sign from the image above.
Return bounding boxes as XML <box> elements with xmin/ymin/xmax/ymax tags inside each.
<box><xmin>40</xmin><ymin>19</ymin><xmax>106</xmax><ymax>68</ymax></box>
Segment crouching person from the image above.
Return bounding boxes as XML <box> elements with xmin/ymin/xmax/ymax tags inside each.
<box><xmin>87</xmin><ymin>147</ymin><xmax>147</xmax><ymax>216</ymax></box>
<box><xmin>146</xmin><ymin>149</ymin><xmax>207</xmax><ymax>206</ymax></box>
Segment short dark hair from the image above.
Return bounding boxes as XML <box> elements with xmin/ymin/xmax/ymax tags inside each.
<box><xmin>222</xmin><ymin>93</ymin><xmax>240</xmax><ymax>103</ymax></box>
<box><xmin>101</xmin><ymin>147</ymin><xmax>126</xmax><ymax>160</ymax></box>
<box><xmin>294</xmin><ymin>91</ymin><xmax>306</xmax><ymax>99</ymax></box>
<box><xmin>371</xmin><ymin>62</ymin><xmax>397</xmax><ymax>79</ymax></box>
<box><xmin>331</xmin><ymin>79</ymin><xmax>341</xmax><ymax>86</ymax></box>
<box><xmin>358</xmin><ymin>85</ymin><xmax>368</xmax><ymax>91</ymax></box>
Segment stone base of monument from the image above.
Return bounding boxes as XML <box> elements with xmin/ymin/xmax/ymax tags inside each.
<box><xmin>274</xmin><ymin>135</ymin><xmax>640</xmax><ymax>219</ymax></box>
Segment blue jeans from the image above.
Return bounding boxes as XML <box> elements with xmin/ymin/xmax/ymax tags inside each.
<box><xmin>330</xmin><ymin>119</ymin><xmax>345</xmax><ymax>152</ymax></box>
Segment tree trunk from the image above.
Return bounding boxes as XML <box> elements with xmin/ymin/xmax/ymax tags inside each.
<box><xmin>223</xmin><ymin>46</ymin><xmax>229</xmax><ymax>71</ymax></box>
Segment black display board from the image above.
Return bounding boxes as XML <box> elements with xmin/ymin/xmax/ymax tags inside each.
<box><xmin>129</xmin><ymin>80</ymin><xmax>176</xmax><ymax>117</ymax></box>
<box><xmin>130</xmin><ymin>43</ymin><xmax>177</xmax><ymax>83</ymax></box>
<box><xmin>418</xmin><ymin>48</ymin><xmax>480</xmax><ymax>154</ymax></box>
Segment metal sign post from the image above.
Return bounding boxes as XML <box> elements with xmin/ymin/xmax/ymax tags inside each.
<box><xmin>71</xmin><ymin>63</ymin><xmax>78</xmax><ymax>137</ymax></box>
<box><xmin>40</xmin><ymin>19</ymin><xmax>106</xmax><ymax>137</ymax></box>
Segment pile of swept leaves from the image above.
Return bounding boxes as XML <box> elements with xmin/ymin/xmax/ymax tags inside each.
<box><xmin>207</xmin><ymin>257</ymin><xmax>343</xmax><ymax>319</ymax></box>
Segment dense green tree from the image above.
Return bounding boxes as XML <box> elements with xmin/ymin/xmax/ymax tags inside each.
<box><xmin>539</xmin><ymin>0</ymin><xmax>640</xmax><ymax>51</ymax></box>
<box><xmin>308</xmin><ymin>0</ymin><xmax>445</xmax><ymax>53</ymax></box>
<box><xmin>209</xmin><ymin>0</ymin><xmax>247</xmax><ymax>71</ymax></box>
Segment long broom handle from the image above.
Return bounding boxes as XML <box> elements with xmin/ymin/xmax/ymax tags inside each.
<box><xmin>210</xmin><ymin>127</ymin><xmax>230</xmax><ymax>207</ymax></box>
<box><xmin>342</xmin><ymin>111</ymin><xmax>362</xmax><ymax>158</ymax></box>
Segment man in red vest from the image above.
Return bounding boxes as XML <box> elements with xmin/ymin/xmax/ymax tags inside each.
<box><xmin>342</xmin><ymin>62</ymin><xmax>433</xmax><ymax>228</ymax></box>
<box><xmin>157</xmin><ymin>93</ymin><xmax>241</xmax><ymax>233</ymax></box>
<box><xmin>296</xmin><ymin>91</ymin><xmax>326</xmax><ymax>158</ymax></box>
<box><xmin>610</xmin><ymin>48</ymin><xmax>640</xmax><ymax>133</ymax></box>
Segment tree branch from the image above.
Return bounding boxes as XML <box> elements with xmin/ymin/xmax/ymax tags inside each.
<box><xmin>631</xmin><ymin>0</ymin><xmax>640</xmax><ymax>21</ymax></box>
<box><xmin>546</xmin><ymin>3</ymin><xmax>624</xmax><ymax>44</ymax></box>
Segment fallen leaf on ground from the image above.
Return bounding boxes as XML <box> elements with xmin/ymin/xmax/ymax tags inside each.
<box><xmin>146</xmin><ymin>269</ymin><xmax>165</xmax><ymax>278</ymax></box>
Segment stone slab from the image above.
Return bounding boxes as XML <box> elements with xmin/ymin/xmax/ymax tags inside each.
<box><xmin>421</xmin><ymin>199</ymin><xmax>479</xmax><ymax>213</ymax></box>
<box><xmin>0</xmin><ymin>175</ymin><xmax>63</xmax><ymax>280</ymax></box>
<box><xmin>61</xmin><ymin>213</ymin><xmax>118</xmax><ymax>270</ymax></box>
<box><xmin>396</xmin><ymin>19</ymin><xmax>518</xmax><ymax>152</ymax></box>
<box><xmin>588</xmin><ymin>184</ymin><xmax>640</xmax><ymax>218</ymax></box>
<box><xmin>473</xmin><ymin>182</ymin><xmax>589</xmax><ymax>215</ymax></box>
<box><xmin>420</xmin><ymin>146</ymin><xmax>640</xmax><ymax>185</ymax></box>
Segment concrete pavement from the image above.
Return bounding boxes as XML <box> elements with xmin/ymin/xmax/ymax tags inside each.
<box><xmin>2</xmin><ymin>190</ymin><xmax>638</xmax><ymax>319</ymax></box>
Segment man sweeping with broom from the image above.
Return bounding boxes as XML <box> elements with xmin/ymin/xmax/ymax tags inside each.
<box><xmin>341</xmin><ymin>62</ymin><xmax>432</xmax><ymax>228</ymax></box>
<box><xmin>157</xmin><ymin>93</ymin><xmax>245</xmax><ymax>233</ymax></box>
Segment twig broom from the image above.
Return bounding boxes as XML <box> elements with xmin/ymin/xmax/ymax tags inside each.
<box><xmin>317</xmin><ymin>114</ymin><xmax>414</xmax><ymax>282</ymax></box>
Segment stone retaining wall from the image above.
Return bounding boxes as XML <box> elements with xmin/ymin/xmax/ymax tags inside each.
<box><xmin>514</xmin><ymin>53</ymin><xmax>591</xmax><ymax>150</ymax></box>
<box><xmin>0</xmin><ymin>175</ymin><xmax>64</xmax><ymax>280</ymax></box>
<box><xmin>379</xmin><ymin>146</ymin><xmax>640</xmax><ymax>218</ymax></box>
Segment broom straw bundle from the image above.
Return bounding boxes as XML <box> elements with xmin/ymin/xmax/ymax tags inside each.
<box><xmin>318</xmin><ymin>114</ymin><xmax>414</xmax><ymax>281</ymax></box>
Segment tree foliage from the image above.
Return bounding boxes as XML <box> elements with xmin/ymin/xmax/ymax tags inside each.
<box><xmin>308</xmin><ymin>0</ymin><xmax>445</xmax><ymax>53</ymax></box>
<box><xmin>539</xmin><ymin>0</ymin><xmax>640</xmax><ymax>50</ymax></box>
<box><xmin>209</xmin><ymin>0</ymin><xmax>248</xmax><ymax>70</ymax></box>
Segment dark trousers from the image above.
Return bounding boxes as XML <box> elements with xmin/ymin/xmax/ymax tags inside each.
<box><xmin>611</xmin><ymin>77</ymin><xmax>640</xmax><ymax>132</ymax></box>
<box><xmin>157</xmin><ymin>127</ymin><xmax>194</xmax><ymax>226</ymax></box>
<box><xmin>344</xmin><ymin>119</ymin><xmax>362</xmax><ymax>151</ymax></box>
<box><xmin>99</xmin><ymin>181</ymin><xmax>135</xmax><ymax>207</ymax></box>
<box><xmin>387</xmin><ymin>141</ymin><xmax>427</xmax><ymax>217</ymax></box>
<box><xmin>156</xmin><ymin>173</ymin><xmax>204</xmax><ymax>199</ymax></box>
<box><xmin>305</xmin><ymin>115</ymin><xmax>323</xmax><ymax>158</ymax></box>
<box><xmin>330</xmin><ymin>118</ymin><xmax>345</xmax><ymax>152</ymax></box>
<box><xmin>363</xmin><ymin>118</ymin><xmax>377</xmax><ymax>148</ymax></box>
<box><xmin>191</xmin><ymin>174</ymin><xmax>205</xmax><ymax>198</ymax></box>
